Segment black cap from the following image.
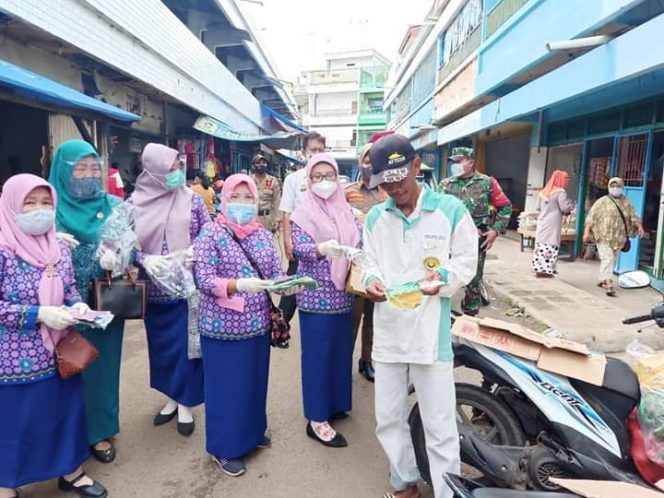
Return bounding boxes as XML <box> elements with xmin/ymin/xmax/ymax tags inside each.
<box><xmin>368</xmin><ymin>134</ymin><xmax>416</xmax><ymax>189</ymax></box>
<box><xmin>252</xmin><ymin>154</ymin><xmax>267</xmax><ymax>165</ymax></box>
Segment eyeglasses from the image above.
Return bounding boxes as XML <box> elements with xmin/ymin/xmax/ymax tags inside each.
<box><xmin>310</xmin><ymin>173</ymin><xmax>337</xmax><ymax>183</ymax></box>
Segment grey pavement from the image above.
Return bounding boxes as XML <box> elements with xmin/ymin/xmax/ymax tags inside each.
<box><xmin>484</xmin><ymin>234</ymin><xmax>664</xmax><ymax>353</ymax></box>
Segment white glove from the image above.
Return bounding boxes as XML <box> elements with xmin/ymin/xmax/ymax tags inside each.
<box><xmin>71</xmin><ymin>302</ymin><xmax>90</xmax><ymax>313</ymax></box>
<box><xmin>144</xmin><ymin>255</ymin><xmax>170</xmax><ymax>275</ymax></box>
<box><xmin>99</xmin><ymin>248</ymin><xmax>117</xmax><ymax>271</ymax></box>
<box><xmin>56</xmin><ymin>232</ymin><xmax>80</xmax><ymax>250</ymax></box>
<box><xmin>236</xmin><ymin>277</ymin><xmax>274</xmax><ymax>294</ymax></box>
<box><xmin>38</xmin><ymin>306</ymin><xmax>77</xmax><ymax>330</ymax></box>
<box><xmin>317</xmin><ymin>239</ymin><xmax>344</xmax><ymax>258</ymax></box>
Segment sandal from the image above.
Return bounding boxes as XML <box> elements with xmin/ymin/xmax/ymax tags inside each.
<box><xmin>606</xmin><ymin>286</ymin><xmax>616</xmax><ymax>297</ymax></box>
<box><xmin>58</xmin><ymin>472</ymin><xmax>108</xmax><ymax>498</ymax></box>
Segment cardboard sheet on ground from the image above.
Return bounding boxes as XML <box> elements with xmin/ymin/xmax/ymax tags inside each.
<box><xmin>551</xmin><ymin>478</ymin><xmax>664</xmax><ymax>497</ymax></box>
<box><xmin>268</xmin><ymin>275</ymin><xmax>318</xmax><ymax>292</ymax></box>
<box><xmin>452</xmin><ymin>316</ymin><xmax>606</xmax><ymax>385</ymax></box>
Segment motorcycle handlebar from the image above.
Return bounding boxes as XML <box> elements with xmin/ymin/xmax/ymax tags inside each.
<box><xmin>623</xmin><ymin>314</ymin><xmax>654</xmax><ymax>325</ymax></box>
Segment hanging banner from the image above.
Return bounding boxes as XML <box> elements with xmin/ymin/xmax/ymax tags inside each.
<box><xmin>193</xmin><ymin>115</ymin><xmax>303</xmax><ymax>149</ymax></box>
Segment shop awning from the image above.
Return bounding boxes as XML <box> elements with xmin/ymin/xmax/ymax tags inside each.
<box><xmin>260</xmin><ymin>104</ymin><xmax>307</xmax><ymax>133</ymax></box>
<box><xmin>193</xmin><ymin>114</ymin><xmax>303</xmax><ymax>149</ymax></box>
<box><xmin>0</xmin><ymin>59</ymin><xmax>140</xmax><ymax>123</ymax></box>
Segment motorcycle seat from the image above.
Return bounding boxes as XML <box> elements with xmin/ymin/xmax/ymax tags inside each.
<box><xmin>473</xmin><ymin>490</ymin><xmax>577</xmax><ymax>498</ymax></box>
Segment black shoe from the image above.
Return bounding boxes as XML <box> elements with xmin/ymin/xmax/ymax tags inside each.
<box><xmin>58</xmin><ymin>473</ymin><xmax>108</xmax><ymax>498</ymax></box>
<box><xmin>276</xmin><ymin>338</ymin><xmax>290</xmax><ymax>349</ymax></box>
<box><xmin>177</xmin><ymin>419</ymin><xmax>195</xmax><ymax>437</ymax></box>
<box><xmin>90</xmin><ymin>442</ymin><xmax>115</xmax><ymax>464</ymax></box>
<box><xmin>306</xmin><ymin>422</ymin><xmax>347</xmax><ymax>448</ymax></box>
<box><xmin>358</xmin><ymin>360</ymin><xmax>375</xmax><ymax>382</ymax></box>
<box><xmin>463</xmin><ymin>309</ymin><xmax>479</xmax><ymax>317</ymax></box>
<box><xmin>153</xmin><ymin>408</ymin><xmax>178</xmax><ymax>426</ymax></box>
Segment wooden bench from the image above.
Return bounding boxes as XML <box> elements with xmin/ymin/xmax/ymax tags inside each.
<box><xmin>517</xmin><ymin>228</ymin><xmax>577</xmax><ymax>262</ymax></box>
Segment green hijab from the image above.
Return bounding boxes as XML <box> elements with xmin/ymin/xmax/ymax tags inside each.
<box><xmin>48</xmin><ymin>139</ymin><xmax>112</xmax><ymax>243</ymax></box>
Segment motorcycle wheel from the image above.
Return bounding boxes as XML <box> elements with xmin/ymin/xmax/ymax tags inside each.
<box><xmin>409</xmin><ymin>383</ymin><xmax>525</xmax><ymax>485</ymax></box>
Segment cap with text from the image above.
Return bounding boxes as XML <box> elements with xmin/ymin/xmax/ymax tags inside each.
<box><xmin>368</xmin><ymin>134</ymin><xmax>416</xmax><ymax>189</ymax></box>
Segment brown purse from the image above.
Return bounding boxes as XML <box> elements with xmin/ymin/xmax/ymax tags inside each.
<box><xmin>52</xmin><ymin>330</ymin><xmax>99</xmax><ymax>379</ymax></box>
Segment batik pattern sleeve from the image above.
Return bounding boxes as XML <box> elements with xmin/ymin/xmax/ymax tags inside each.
<box><xmin>191</xmin><ymin>194</ymin><xmax>211</xmax><ymax>235</ymax></box>
<box><xmin>437</xmin><ymin>203</ymin><xmax>479</xmax><ymax>298</ymax></box>
<box><xmin>193</xmin><ymin>223</ymin><xmax>221</xmax><ymax>295</ymax></box>
<box><xmin>291</xmin><ymin>222</ymin><xmax>321</xmax><ymax>262</ymax></box>
<box><xmin>489</xmin><ymin>176</ymin><xmax>512</xmax><ymax>233</ymax></box>
<box><xmin>252</xmin><ymin>229</ymin><xmax>284</xmax><ymax>280</ymax></box>
<box><xmin>60</xmin><ymin>243</ymin><xmax>83</xmax><ymax>306</ymax></box>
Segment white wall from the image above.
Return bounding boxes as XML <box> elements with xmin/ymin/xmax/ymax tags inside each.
<box><xmin>525</xmin><ymin>147</ymin><xmax>548</xmax><ymax>211</ymax></box>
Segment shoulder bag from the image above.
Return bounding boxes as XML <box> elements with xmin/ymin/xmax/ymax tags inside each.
<box><xmin>224</xmin><ymin>226</ymin><xmax>290</xmax><ymax>347</ymax></box>
<box><xmin>88</xmin><ymin>270</ymin><xmax>148</xmax><ymax>320</ymax></box>
<box><xmin>608</xmin><ymin>197</ymin><xmax>632</xmax><ymax>253</ymax></box>
<box><xmin>50</xmin><ymin>329</ymin><xmax>99</xmax><ymax>379</ymax></box>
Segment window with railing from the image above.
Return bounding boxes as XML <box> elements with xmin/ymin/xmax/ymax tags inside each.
<box><xmin>360</xmin><ymin>67</ymin><xmax>388</xmax><ymax>89</ymax></box>
<box><xmin>438</xmin><ymin>0</ymin><xmax>483</xmax><ymax>68</ymax></box>
<box><xmin>485</xmin><ymin>0</ymin><xmax>529</xmax><ymax>39</ymax></box>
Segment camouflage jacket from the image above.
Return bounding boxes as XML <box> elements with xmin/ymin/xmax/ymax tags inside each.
<box><xmin>439</xmin><ymin>172</ymin><xmax>512</xmax><ymax>233</ymax></box>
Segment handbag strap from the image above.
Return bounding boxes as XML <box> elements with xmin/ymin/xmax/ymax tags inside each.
<box><xmin>608</xmin><ymin>196</ymin><xmax>630</xmax><ymax>238</ymax></box>
<box><xmin>222</xmin><ymin>225</ymin><xmax>276</xmax><ymax>307</ymax></box>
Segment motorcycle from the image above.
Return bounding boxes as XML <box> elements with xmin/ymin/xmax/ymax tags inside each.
<box><xmin>409</xmin><ymin>304</ymin><xmax>664</xmax><ymax>491</ymax></box>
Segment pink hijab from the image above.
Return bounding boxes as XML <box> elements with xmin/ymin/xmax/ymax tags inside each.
<box><xmin>291</xmin><ymin>153</ymin><xmax>360</xmax><ymax>290</ymax></box>
<box><xmin>216</xmin><ymin>174</ymin><xmax>263</xmax><ymax>239</ymax></box>
<box><xmin>0</xmin><ymin>174</ymin><xmax>64</xmax><ymax>353</ymax></box>
<box><xmin>132</xmin><ymin>143</ymin><xmax>193</xmax><ymax>254</ymax></box>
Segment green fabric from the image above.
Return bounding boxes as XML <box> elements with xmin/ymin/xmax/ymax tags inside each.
<box><xmin>437</xmin><ymin>297</ymin><xmax>453</xmax><ymax>361</ymax></box>
<box><xmin>450</xmin><ymin>146</ymin><xmax>474</xmax><ymax>158</ymax></box>
<box><xmin>81</xmin><ymin>318</ymin><xmax>125</xmax><ymax>445</ymax></box>
<box><xmin>364</xmin><ymin>202</ymin><xmax>387</xmax><ymax>232</ymax></box>
<box><xmin>48</xmin><ymin>139</ymin><xmax>112</xmax><ymax>243</ymax></box>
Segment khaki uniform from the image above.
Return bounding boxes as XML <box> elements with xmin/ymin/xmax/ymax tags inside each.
<box><xmin>252</xmin><ymin>173</ymin><xmax>281</xmax><ymax>231</ymax></box>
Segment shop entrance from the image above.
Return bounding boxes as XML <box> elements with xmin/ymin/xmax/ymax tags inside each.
<box><xmin>645</xmin><ymin>131</ymin><xmax>664</xmax><ymax>279</ymax></box>
<box><xmin>0</xmin><ymin>100</ymin><xmax>48</xmax><ymax>181</ymax></box>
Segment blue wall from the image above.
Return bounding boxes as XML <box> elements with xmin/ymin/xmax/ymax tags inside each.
<box><xmin>476</xmin><ymin>0</ymin><xmax>645</xmax><ymax>96</ymax></box>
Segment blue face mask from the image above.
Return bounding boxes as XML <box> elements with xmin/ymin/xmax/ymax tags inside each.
<box><xmin>226</xmin><ymin>202</ymin><xmax>257</xmax><ymax>225</ymax></box>
<box><xmin>69</xmin><ymin>177</ymin><xmax>102</xmax><ymax>199</ymax></box>
<box><xmin>165</xmin><ymin>170</ymin><xmax>186</xmax><ymax>190</ymax></box>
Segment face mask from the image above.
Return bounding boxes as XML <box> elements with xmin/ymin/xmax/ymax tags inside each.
<box><xmin>451</xmin><ymin>162</ymin><xmax>466</xmax><ymax>177</ymax></box>
<box><xmin>15</xmin><ymin>209</ymin><xmax>55</xmax><ymax>236</ymax></box>
<box><xmin>226</xmin><ymin>202</ymin><xmax>257</xmax><ymax>225</ymax></box>
<box><xmin>165</xmin><ymin>170</ymin><xmax>186</xmax><ymax>190</ymax></box>
<box><xmin>361</xmin><ymin>166</ymin><xmax>373</xmax><ymax>186</ymax></box>
<box><xmin>69</xmin><ymin>177</ymin><xmax>101</xmax><ymax>199</ymax></box>
<box><xmin>609</xmin><ymin>187</ymin><xmax>623</xmax><ymax>197</ymax></box>
<box><xmin>311</xmin><ymin>180</ymin><xmax>337</xmax><ymax>200</ymax></box>
<box><xmin>253</xmin><ymin>165</ymin><xmax>267</xmax><ymax>174</ymax></box>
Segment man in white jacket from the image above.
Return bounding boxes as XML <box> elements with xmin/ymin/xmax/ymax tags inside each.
<box><xmin>362</xmin><ymin>134</ymin><xmax>478</xmax><ymax>498</ymax></box>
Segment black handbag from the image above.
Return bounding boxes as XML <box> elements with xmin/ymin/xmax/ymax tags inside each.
<box><xmin>88</xmin><ymin>270</ymin><xmax>148</xmax><ymax>320</ymax></box>
<box><xmin>609</xmin><ymin>197</ymin><xmax>632</xmax><ymax>253</ymax></box>
<box><xmin>225</xmin><ymin>227</ymin><xmax>291</xmax><ymax>347</ymax></box>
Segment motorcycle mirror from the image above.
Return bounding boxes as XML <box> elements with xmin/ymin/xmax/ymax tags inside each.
<box><xmin>618</xmin><ymin>270</ymin><xmax>651</xmax><ymax>289</ymax></box>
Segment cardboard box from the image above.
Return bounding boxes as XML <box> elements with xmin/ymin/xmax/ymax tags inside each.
<box><xmin>452</xmin><ymin>316</ymin><xmax>606</xmax><ymax>386</ymax></box>
<box><xmin>551</xmin><ymin>478</ymin><xmax>664</xmax><ymax>497</ymax></box>
<box><xmin>345</xmin><ymin>262</ymin><xmax>367</xmax><ymax>297</ymax></box>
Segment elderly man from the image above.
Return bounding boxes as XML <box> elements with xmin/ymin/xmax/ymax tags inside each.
<box><xmin>363</xmin><ymin>134</ymin><xmax>478</xmax><ymax>498</ymax></box>
<box><xmin>439</xmin><ymin>147</ymin><xmax>512</xmax><ymax>316</ymax></box>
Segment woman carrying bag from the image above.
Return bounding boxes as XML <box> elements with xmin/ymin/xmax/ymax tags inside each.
<box><xmin>194</xmin><ymin>174</ymin><xmax>286</xmax><ymax>477</ymax></box>
<box><xmin>0</xmin><ymin>174</ymin><xmax>107</xmax><ymax>498</ymax></box>
<box><xmin>131</xmin><ymin>143</ymin><xmax>207</xmax><ymax>435</ymax></box>
<box><xmin>48</xmin><ymin>139</ymin><xmax>128</xmax><ymax>463</ymax></box>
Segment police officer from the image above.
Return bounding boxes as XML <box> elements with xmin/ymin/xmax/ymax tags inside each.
<box><xmin>250</xmin><ymin>154</ymin><xmax>281</xmax><ymax>232</ymax></box>
<box><xmin>439</xmin><ymin>147</ymin><xmax>512</xmax><ymax>316</ymax></box>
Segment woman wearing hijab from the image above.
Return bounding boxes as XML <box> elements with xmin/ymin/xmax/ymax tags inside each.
<box><xmin>131</xmin><ymin>144</ymin><xmax>208</xmax><ymax>435</ymax></box>
<box><xmin>0</xmin><ymin>174</ymin><xmax>107</xmax><ymax>498</ymax></box>
<box><xmin>290</xmin><ymin>153</ymin><xmax>362</xmax><ymax>448</ymax></box>
<box><xmin>194</xmin><ymin>174</ymin><xmax>284</xmax><ymax>477</ymax></box>
<box><xmin>584</xmin><ymin>177</ymin><xmax>644</xmax><ymax>296</ymax></box>
<box><xmin>531</xmin><ymin>170</ymin><xmax>575</xmax><ymax>277</ymax></box>
<box><xmin>48</xmin><ymin>139</ymin><xmax>126</xmax><ymax>463</ymax></box>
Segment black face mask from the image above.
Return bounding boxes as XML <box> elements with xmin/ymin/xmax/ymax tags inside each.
<box><xmin>360</xmin><ymin>165</ymin><xmax>373</xmax><ymax>186</ymax></box>
<box><xmin>253</xmin><ymin>164</ymin><xmax>267</xmax><ymax>174</ymax></box>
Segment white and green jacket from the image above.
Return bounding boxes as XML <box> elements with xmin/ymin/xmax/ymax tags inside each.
<box><xmin>362</xmin><ymin>185</ymin><xmax>478</xmax><ymax>364</ymax></box>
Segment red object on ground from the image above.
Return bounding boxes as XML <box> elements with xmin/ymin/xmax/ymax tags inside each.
<box><xmin>628</xmin><ymin>409</ymin><xmax>664</xmax><ymax>485</ymax></box>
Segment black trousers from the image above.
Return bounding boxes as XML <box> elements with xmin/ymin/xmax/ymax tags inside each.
<box><xmin>279</xmin><ymin>258</ymin><xmax>298</xmax><ymax>324</ymax></box>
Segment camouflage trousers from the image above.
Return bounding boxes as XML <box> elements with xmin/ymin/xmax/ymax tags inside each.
<box><xmin>462</xmin><ymin>249</ymin><xmax>486</xmax><ymax>315</ymax></box>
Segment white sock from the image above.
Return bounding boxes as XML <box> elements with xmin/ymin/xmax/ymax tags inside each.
<box><xmin>160</xmin><ymin>399</ymin><xmax>177</xmax><ymax>416</ymax></box>
<box><xmin>178</xmin><ymin>404</ymin><xmax>193</xmax><ymax>424</ymax></box>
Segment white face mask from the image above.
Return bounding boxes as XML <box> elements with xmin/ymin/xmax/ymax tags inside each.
<box><xmin>609</xmin><ymin>187</ymin><xmax>623</xmax><ymax>197</ymax></box>
<box><xmin>451</xmin><ymin>162</ymin><xmax>466</xmax><ymax>177</ymax></box>
<box><xmin>311</xmin><ymin>180</ymin><xmax>337</xmax><ymax>200</ymax></box>
<box><xmin>15</xmin><ymin>209</ymin><xmax>55</xmax><ymax>235</ymax></box>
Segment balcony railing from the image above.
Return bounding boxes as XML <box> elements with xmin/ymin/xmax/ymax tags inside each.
<box><xmin>360</xmin><ymin>68</ymin><xmax>387</xmax><ymax>89</ymax></box>
<box><xmin>312</xmin><ymin>108</ymin><xmax>355</xmax><ymax>117</ymax></box>
<box><xmin>437</xmin><ymin>26</ymin><xmax>481</xmax><ymax>84</ymax></box>
<box><xmin>486</xmin><ymin>0</ymin><xmax>529</xmax><ymax>39</ymax></box>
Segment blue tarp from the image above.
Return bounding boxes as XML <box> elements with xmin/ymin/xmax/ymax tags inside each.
<box><xmin>260</xmin><ymin>103</ymin><xmax>307</xmax><ymax>132</ymax></box>
<box><xmin>0</xmin><ymin>59</ymin><xmax>140</xmax><ymax>123</ymax></box>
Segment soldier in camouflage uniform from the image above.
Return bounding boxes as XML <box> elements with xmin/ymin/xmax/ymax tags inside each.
<box><xmin>250</xmin><ymin>154</ymin><xmax>281</xmax><ymax>232</ymax></box>
<box><xmin>439</xmin><ymin>147</ymin><xmax>512</xmax><ymax>315</ymax></box>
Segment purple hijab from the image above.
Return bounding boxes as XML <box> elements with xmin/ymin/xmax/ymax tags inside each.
<box><xmin>131</xmin><ymin>143</ymin><xmax>193</xmax><ymax>254</ymax></box>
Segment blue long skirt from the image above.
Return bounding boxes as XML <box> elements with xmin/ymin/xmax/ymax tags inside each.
<box><xmin>0</xmin><ymin>375</ymin><xmax>90</xmax><ymax>487</ymax></box>
<box><xmin>299</xmin><ymin>311</ymin><xmax>353</xmax><ymax>422</ymax></box>
<box><xmin>145</xmin><ymin>300</ymin><xmax>204</xmax><ymax>407</ymax></box>
<box><xmin>202</xmin><ymin>333</ymin><xmax>270</xmax><ymax>459</ymax></box>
